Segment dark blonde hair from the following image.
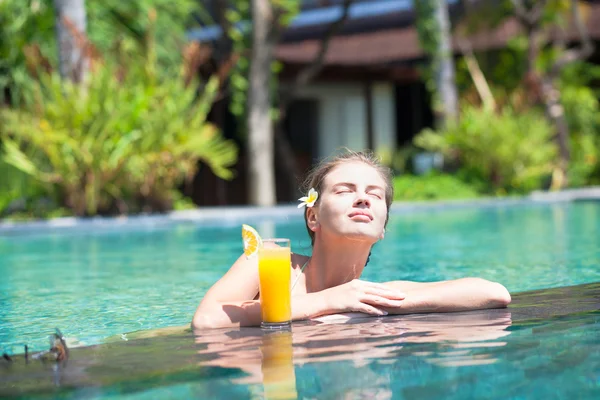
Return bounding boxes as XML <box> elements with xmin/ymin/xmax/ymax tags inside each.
<box><xmin>302</xmin><ymin>150</ymin><xmax>394</xmax><ymax>245</ymax></box>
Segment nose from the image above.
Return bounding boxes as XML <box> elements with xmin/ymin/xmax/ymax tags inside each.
<box><xmin>354</xmin><ymin>194</ymin><xmax>371</xmax><ymax>208</ymax></box>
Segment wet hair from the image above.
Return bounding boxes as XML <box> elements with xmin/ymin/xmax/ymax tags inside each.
<box><xmin>302</xmin><ymin>149</ymin><xmax>394</xmax><ymax>247</ymax></box>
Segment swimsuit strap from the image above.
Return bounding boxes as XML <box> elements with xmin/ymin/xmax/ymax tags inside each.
<box><xmin>291</xmin><ymin>259</ymin><xmax>309</xmax><ymax>292</ymax></box>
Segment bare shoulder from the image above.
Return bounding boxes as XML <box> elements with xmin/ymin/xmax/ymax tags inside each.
<box><xmin>200</xmin><ymin>253</ymin><xmax>260</xmax><ymax>304</ymax></box>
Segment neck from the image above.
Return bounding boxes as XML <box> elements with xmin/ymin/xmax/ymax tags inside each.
<box><xmin>305</xmin><ymin>234</ymin><xmax>372</xmax><ymax>293</ymax></box>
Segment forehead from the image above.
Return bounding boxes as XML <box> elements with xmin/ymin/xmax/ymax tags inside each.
<box><xmin>323</xmin><ymin>161</ymin><xmax>386</xmax><ymax>188</ymax></box>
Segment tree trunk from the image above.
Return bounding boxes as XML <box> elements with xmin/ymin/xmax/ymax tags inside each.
<box><xmin>434</xmin><ymin>0</ymin><xmax>458</xmax><ymax>126</ymax></box>
<box><xmin>53</xmin><ymin>0</ymin><xmax>88</xmax><ymax>83</ymax></box>
<box><xmin>542</xmin><ymin>79</ymin><xmax>570</xmax><ymax>155</ymax></box>
<box><xmin>248</xmin><ymin>0</ymin><xmax>276</xmax><ymax>206</ymax></box>
<box><xmin>274</xmin><ymin>0</ymin><xmax>354</xmax><ymax>201</ymax></box>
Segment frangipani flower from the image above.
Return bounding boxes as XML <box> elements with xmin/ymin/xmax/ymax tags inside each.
<box><xmin>298</xmin><ymin>188</ymin><xmax>319</xmax><ymax>208</ymax></box>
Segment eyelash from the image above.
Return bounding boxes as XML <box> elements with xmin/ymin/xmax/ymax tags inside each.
<box><xmin>336</xmin><ymin>190</ymin><xmax>382</xmax><ymax>199</ymax></box>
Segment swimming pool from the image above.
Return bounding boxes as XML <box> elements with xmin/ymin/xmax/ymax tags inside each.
<box><xmin>1</xmin><ymin>200</ymin><xmax>599</xmax><ymax>398</ymax></box>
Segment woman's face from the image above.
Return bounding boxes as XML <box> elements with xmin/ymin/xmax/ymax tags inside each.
<box><xmin>309</xmin><ymin>161</ymin><xmax>388</xmax><ymax>243</ymax></box>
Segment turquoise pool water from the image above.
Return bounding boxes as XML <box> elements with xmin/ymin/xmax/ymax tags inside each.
<box><xmin>1</xmin><ymin>201</ymin><xmax>599</xmax><ymax>354</ymax></box>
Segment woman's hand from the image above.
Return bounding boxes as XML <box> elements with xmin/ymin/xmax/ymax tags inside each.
<box><xmin>319</xmin><ymin>279</ymin><xmax>406</xmax><ymax>316</ymax></box>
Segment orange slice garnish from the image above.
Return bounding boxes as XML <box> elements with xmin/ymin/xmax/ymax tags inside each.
<box><xmin>242</xmin><ymin>224</ymin><xmax>262</xmax><ymax>258</ymax></box>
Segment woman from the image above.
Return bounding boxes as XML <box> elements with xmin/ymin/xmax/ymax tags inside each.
<box><xmin>193</xmin><ymin>151</ymin><xmax>511</xmax><ymax>329</ymax></box>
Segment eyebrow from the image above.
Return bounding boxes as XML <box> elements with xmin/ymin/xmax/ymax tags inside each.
<box><xmin>332</xmin><ymin>182</ymin><xmax>385</xmax><ymax>191</ymax></box>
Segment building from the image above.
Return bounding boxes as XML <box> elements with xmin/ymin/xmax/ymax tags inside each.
<box><xmin>187</xmin><ymin>0</ymin><xmax>600</xmax><ymax>205</ymax></box>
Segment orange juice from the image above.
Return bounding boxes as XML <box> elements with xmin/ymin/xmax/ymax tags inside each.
<box><xmin>261</xmin><ymin>331</ymin><xmax>297</xmax><ymax>399</ymax></box>
<box><xmin>258</xmin><ymin>242</ymin><xmax>291</xmax><ymax>325</ymax></box>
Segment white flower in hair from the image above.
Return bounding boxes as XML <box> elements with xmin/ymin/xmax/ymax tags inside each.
<box><xmin>298</xmin><ymin>188</ymin><xmax>319</xmax><ymax>208</ymax></box>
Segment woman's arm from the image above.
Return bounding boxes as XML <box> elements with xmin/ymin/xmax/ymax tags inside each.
<box><xmin>383</xmin><ymin>277</ymin><xmax>511</xmax><ymax>314</ymax></box>
<box><xmin>192</xmin><ymin>253</ymin><xmax>261</xmax><ymax>329</ymax></box>
<box><xmin>191</xmin><ymin>253</ymin><xmax>350</xmax><ymax>329</ymax></box>
<box><xmin>192</xmin><ymin>256</ymin><xmax>406</xmax><ymax>329</ymax></box>
<box><xmin>193</xmin><ymin>292</ymin><xmax>336</xmax><ymax>329</ymax></box>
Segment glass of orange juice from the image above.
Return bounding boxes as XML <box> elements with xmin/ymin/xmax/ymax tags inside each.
<box><xmin>258</xmin><ymin>238</ymin><xmax>292</xmax><ymax>329</ymax></box>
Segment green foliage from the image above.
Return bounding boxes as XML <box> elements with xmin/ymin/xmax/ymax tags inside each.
<box><xmin>225</xmin><ymin>0</ymin><xmax>299</xmax><ymax>134</ymax></box>
<box><xmin>2</xmin><ymin>205</ymin><xmax>73</xmax><ymax>222</ymax></box>
<box><xmin>413</xmin><ymin>0</ymin><xmax>440</xmax><ymax>96</ymax></box>
<box><xmin>414</xmin><ymin>105</ymin><xmax>557</xmax><ymax>194</ymax></box>
<box><xmin>540</xmin><ymin>0</ymin><xmax>573</xmax><ymax>27</ymax></box>
<box><xmin>0</xmin><ymin>0</ymin><xmax>56</xmax><ymax>104</ymax></box>
<box><xmin>0</xmin><ymin>158</ymin><xmax>71</xmax><ymax>219</ymax></box>
<box><xmin>0</xmin><ymin>159</ymin><xmax>32</xmax><ymax>215</ymax></box>
<box><xmin>455</xmin><ymin>1</ymin><xmax>593</xmax><ymax>99</ymax></box>
<box><xmin>414</xmin><ymin>0</ymin><xmax>439</xmax><ymax>56</ymax></box>
<box><xmin>559</xmin><ymin>62</ymin><xmax>600</xmax><ymax>186</ymax></box>
<box><xmin>86</xmin><ymin>0</ymin><xmax>198</xmax><ymax>71</ymax></box>
<box><xmin>0</xmin><ymin>0</ymin><xmax>237</xmax><ymax>218</ymax></box>
<box><xmin>225</xmin><ymin>2</ymin><xmax>252</xmax><ymax>120</ymax></box>
<box><xmin>387</xmin><ymin>145</ymin><xmax>421</xmax><ymax>175</ymax></box>
<box><xmin>0</xmin><ymin>0</ymin><xmax>202</xmax><ymax>103</ymax></box>
<box><xmin>393</xmin><ymin>173</ymin><xmax>481</xmax><ymax>201</ymax></box>
<box><xmin>490</xmin><ymin>38</ymin><xmax>528</xmax><ymax>93</ymax></box>
<box><xmin>0</xmin><ymin>62</ymin><xmax>237</xmax><ymax>216</ymax></box>
<box><xmin>171</xmin><ymin>191</ymin><xmax>197</xmax><ymax>211</ymax></box>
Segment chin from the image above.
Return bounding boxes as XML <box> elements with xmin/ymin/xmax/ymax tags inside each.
<box><xmin>340</xmin><ymin>228</ymin><xmax>380</xmax><ymax>243</ymax></box>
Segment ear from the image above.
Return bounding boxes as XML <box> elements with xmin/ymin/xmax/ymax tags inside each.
<box><xmin>379</xmin><ymin>229</ymin><xmax>385</xmax><ymax>240</ymax></box>
<box><xmin>306</xmin><ymin>207</ymin><xmax>320</xmax><ymax>232</ymax></box>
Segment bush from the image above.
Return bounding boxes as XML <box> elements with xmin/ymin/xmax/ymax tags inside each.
<box><xmin>414</xmin><ymin>105</ymin><xmax>557</xmax><ymax>194</ymax></box>
<box><xmin>0</xmin><ymin>0</ymin><xmax>56</xmax><ymax>105</ymax></box>
<box><xmin>0</xmin><ymin>160</ymin><xmax>31</xmax><ymax>215</ymax></box>
<box><xmin>0</xmin><ymin>1</ymin><xmax>201</xmax><ymax>104</ymax></box>
<box><xmin>393</xmin><ymin>173</ymin><xmax>481</xmax><ymax>201</ymax></box>
<box><xmin>0</xmin><ymin>63</ymin><xmax>237</xmax><ymax>216</ymax></box>
<box><xmin>559</xmin><ymin>63</ymin><xmax>600</xmax><ymax>187</ymax></box>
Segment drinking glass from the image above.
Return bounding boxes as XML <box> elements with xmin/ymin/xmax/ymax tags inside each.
<box><xmin>258</xmin><ymin>238</ymin><xmax>292</xmax><ymax>329</ymax></box>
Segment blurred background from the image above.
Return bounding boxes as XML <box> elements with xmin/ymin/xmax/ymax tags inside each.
<box><xmin>0</xmin><ymin>0</ymin><xmax>599</xmax><ymax>219</ymax></box>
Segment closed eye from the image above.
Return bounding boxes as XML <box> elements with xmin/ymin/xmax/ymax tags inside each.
<box><xmin>368</xmin><ymin>192</ymin><xmax>383</xmax><ymax>199</ymax></box>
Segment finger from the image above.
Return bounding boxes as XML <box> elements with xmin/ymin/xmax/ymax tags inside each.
<box><xmin>353</xmin><ymin>304</ymin><xmax>388</xmax><ymax>316</ymax></box>
<box><xmin>361</xmin><ymin>294</ymin><xmax>405</xmax><ymax>308</ymax></box>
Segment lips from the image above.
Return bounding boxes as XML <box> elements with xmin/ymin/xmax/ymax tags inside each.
<box><xmin>348</xmin><ymin>210</ymin><xmax>373</xmax><ymax>221</ymax></box>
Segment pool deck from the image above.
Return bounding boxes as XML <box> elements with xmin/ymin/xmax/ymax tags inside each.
<box><xmin>1</xmin><ymin>187</ymin><xmax>599</xmax><ymax>235</ymax></box>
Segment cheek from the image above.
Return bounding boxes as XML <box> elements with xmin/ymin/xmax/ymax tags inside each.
<box><xmin>319</xmin><ymin>204</ymin><xmax>339</xmax><ymax>221</ymax></box>
<box><xmin>319</xmin><ymin>198</ymin><xmax>348</xmax><ymax>222</ymax></box>
<box><xmin>375</xmin><ymin>203</ymin><xmax>388</xmax><ymax>225</ymax></box>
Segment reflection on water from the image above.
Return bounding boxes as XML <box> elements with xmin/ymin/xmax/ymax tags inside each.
<box><xmin>198</xmin><ymin>329</ymin><xmax>299</xmax><ymax>399</ymax></box>
<box><xmin>194</xmin><ymin>310</ymin><xmax>513</xmax><ymax>399</ymax></box>
<box><xmin>261</xmin><ymin>331</ymin><xmax>297</xmax><ymax>400</ymax></box>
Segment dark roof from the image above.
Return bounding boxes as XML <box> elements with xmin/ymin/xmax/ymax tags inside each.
<box><xmin>188</xmin><ymin>0</ymin><xmax>459</xmax><ymax>43</ymax></box>
<box><xmin>189</xmin><ymin>1</ymin><xmax>600</xmax><ymax>68</ymax></box>
<box><xmin>275</xmin><ymin>3</ymin><xmax>600</xmax><ymax>67</ymax></box>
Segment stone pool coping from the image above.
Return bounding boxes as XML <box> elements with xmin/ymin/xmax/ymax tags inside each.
<box><xmin>1</xmin><ymin>186</ymin><xmax>598</xmax><ymax>234</ymax></box>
